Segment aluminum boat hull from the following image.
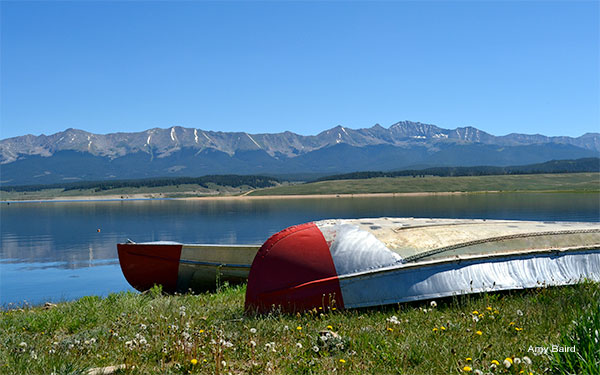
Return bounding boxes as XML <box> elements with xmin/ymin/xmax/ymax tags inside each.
<box><xmin>244</xmin><ymin>218</ymin><xmax>600</xmax><ymax>312</ymax></box>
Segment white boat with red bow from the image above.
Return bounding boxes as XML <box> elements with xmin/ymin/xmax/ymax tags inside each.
<box><xmin>117</xmin><ymin>218</ymin><xmax>600</xmax><ymax>312</ymax></box>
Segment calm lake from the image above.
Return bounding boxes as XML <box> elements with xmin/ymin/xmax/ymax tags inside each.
<box><xmin>1</xmin><ymin>193</ymin><xmax>599</xmax><ymax>307</ymax></box>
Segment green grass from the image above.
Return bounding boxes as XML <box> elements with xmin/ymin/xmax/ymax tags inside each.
<box><xmin>1</xmin><ymin>282</ymin><xmax>599</xmax><ymax>374</ymax></box>
<box><xmin>249</xmin><ymin>173</ymin><xmax>600</xmax><ymax>196</ymax></box>
<box><xmin>0</xmin><ymin>183</ymin><xmax>252</xmax><ymax>201</ymax></box>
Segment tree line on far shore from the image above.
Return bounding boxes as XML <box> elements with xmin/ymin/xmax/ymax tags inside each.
<box><xmin>0</xmin><ymin>175</ymin><xmax>282</xmax><ymax>193</ymax></box>
<box><xmin>313</xmin><ymin>157</ymin><xmax>600</xmax><ymax>182</ymax></box>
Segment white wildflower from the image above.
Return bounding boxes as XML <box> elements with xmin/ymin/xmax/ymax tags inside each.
<box><xmin>514</xmin><ymin>357</ymin><xmax>521</xmax><ymax>365</ymax></box>
<box><xmin>296</xmin><ymin>342</ymin><xmax>303</xmax><ymax>349</ymax></box>
<box><xmin>474</xmin><ymin>370</ymin><xmax>483</xmax><ymax>375</ymax></box>
<box><xmin>250</xmin><ymin>328</ymin><xmax>257</xmax><ymax>334</ymax></box>
<box><xmin>516</xmin><ymin>309</ymin><xmax>523</xmax><ymax>316</ymax></box>
<box><xmin>221</xmin><ymin>360</ymin><xmax>226</xmax><ymax>368</ymax></box>
<box><xmin>386</xmin><ymin>315</ymin><xmax>401</xmax><ymax>325</ymax></box>
<box><xmin>18</xmin><ymin>342</ymin><xmax>27</xmax><ymax>348</ymax></box>
<box><xmin>523</xmin><ymin>356</ymin><xmax>532</xmax><ymax>365</ymax></box>
<box><xmin>250</xmin><ymin>340</ymin><xmax>256</xmax><ymax>347</ymax></box>
<box><xmin>140</xmin><ymin>323</ymin><xmax>147</xmax><ymax>330</ymax></box>
<box><xmin>30</xmin><ymin>351</ymin><xmax>37</xmax><ymax>360</ymax></box>
<box><xmin>503</xmin><ymin>359</ymin><xmax>512</xmax><ymax>368</ymax></box>
<box><xmin>430</xmin><ymin>300</ymin><xmax>437</xmax><ymax>308</ymax></box>
<box><xmin>472</xmin><ymin>315</ymin><xmax>480</xmax><ymax>323</ymax></box>
<box><xmin>312</xmin><ymin>345</ymin><xmax>319</xmax><ymax>352</ymax></box>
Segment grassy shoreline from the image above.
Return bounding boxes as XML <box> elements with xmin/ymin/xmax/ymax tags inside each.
<box><xmin>1</xmin><ymin>282</ymin><xmax>599</xmax><ymax>374</ymax></box>
<box><xmin>1</xmin><ymin>172</ymin><xmax>599</xmax><ymax>202</ymax></box>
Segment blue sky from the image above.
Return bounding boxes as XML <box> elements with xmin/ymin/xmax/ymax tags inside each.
<box><xmin>1</xmin><ymin>1</ymin><xmax>598</xmax><ymax>139</ymax></box>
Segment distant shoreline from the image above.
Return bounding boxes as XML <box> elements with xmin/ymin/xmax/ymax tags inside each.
<box><xmin>2</xmin><ymin>189</ymin><xmax>596</xmax><ymax>203</ymax></box>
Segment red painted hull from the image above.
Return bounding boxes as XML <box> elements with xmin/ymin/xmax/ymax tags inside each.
<box><xmin>117</xmin><ymin>243</ymin><xmax>182</xmax><ymax>293</ymax></box>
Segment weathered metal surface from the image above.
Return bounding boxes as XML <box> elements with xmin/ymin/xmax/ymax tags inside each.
<box><xmin>246</xmin><ymin>218</ymin><xmax>600</xmax><ymax>312</ymax></box>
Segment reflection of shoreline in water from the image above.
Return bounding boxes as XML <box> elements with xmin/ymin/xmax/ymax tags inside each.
<box><xmin>0</xmin><ymin>259</ymin><xmax>121</xmax><ymax>271</ymax></box>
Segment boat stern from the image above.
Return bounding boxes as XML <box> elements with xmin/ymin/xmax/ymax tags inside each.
<box><xmin>117</xmin><ymin>243</ymin><xmax>183</xmax><ymax>293</ymax></box>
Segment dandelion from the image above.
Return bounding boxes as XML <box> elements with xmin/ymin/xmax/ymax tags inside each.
<box><xmin>250</xmin><ymin>328</ymin><xmax>257</xmax><ymax>334</ymax></box>
<box><xmin>466</xmin><ymin>357</ymin><xmax>472</xmax><ymax>361</ymax></box>
<box><xmin>190</xmin><ymin>359</ymin><xmax>198</xmax><ymax>365</ymax></box>
<box><xmin>199</xmin><ymin>329</ymin><xmax>204</xmax><ymax>333</ymax></box>
<box><xmin>432</xmin><ymin>327</ymin><xmax>438</xmax><ymax>332</ymax></box>
<box><xmin>504</xmin><ymin>357</ymin><xmax>513</xmax><ymax>369</ymax></box>
<box><xmin>509</xmin><ymin>322</ymin><xmax>515</xmax><ymax>326</ymax></box>
<box><xmin>486</xmin><ymin>306</ymin><xmax>493</xmax><ymax>311</ymax></box>
<box><xmin>430</xmin><ymin>300</ymin><xmax>437</xmax><ymax>308</ymax></box>
<box><xmin>339</xmin><ymin>359</ymin><xmax>346</xmax><ymax>363</ymax></box>
<box><xmin>332</xmin><ymin>307</ymin><xmax>336</xmax><ymax>311</ymax></box>
<box><xmin>472</xmin><ymin>310</ymin><xmax>479</xmax><ymax>315</ymax></box>
<box><xmin>296</xmin><ymin>326</ymin><xmax>302</xmax><ymax>331</ymax></box>
<box><xmin>387</xmin><ymin>327</ymin><xmax>394</xmax><ymax>332</ymax></box>
<box><xmin>463</xmin><ymin>366</ymin><xmax>472</xmax><ymax>372</ymax></box>
<box><xmin>494</xmin><ymin>310</ymin><xmax>499</xmax><ymax>314</ymax></box>
<box><xmin>327</xmin><ymin>325</ymin><xmax>333</xmax><ymax>330</ymax></box>
<box><xmin>515</xmin><ymin>327</ymin><xmax>523</xmax><ymax>331</ymax></box>
<box><xmin>522</xmin><ymin>356</ymin><xmax>532</xmax><ymax>365</ymax></box>
<box><xmin>475</xmin><ymin>331</ymin><xmax>482</xmax><ymax>336</ymax></box>
<box><xmin>491</xmin><ymin>360</ymin><xmax>499</xmax><ymax>366</ymax></box>
<box><xmin>440</xmin><ymin>326</ymin><xmax>446</xmax><ymax>331</ymax></box>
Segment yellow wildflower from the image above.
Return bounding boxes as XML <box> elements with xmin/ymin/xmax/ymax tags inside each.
<box><xmin>491</xmin><ymin>360</ymin><xmax>500</xmax><ymax>365</ymax></box>
<box><xmin>494</xmin><ymin>310</ymin><xmax>499</xmax><ymax>314</ymax></box>
<box><xmin>440</xmin><ymin>326</ymin><xmax>446</xmax><ymax>331</ymax></box>
<box><xmin>472</xmin><ymin>310</ymin><xmax>479</xmax><ymax>315</ymax></box>
<box><xmin>505</xmin><ymin>357</ymin><xmax>513</xmax><ymax>364</ymax></box>
<box><xmin>463</xmin><ymin>366</ymin><xmax>472</xmax><ymax>372</ymax></box>
<box><xmin>387</xmin><ymin>327</ymin><xmax>394</xmax><ymax>332</ymax></box>
<box><xmin>190</xmin><ymin>359</ymin><xmax>198</xmax><ymax>365</ymax></box>
<box><xmin>327</xmin><ymin>325</ymin><xmax>333</xmax><ymax>330</ymax></box>
<box><xmin>486</xmin><ymin>306</ymin><xmax>493</xmax><ymax>311</ymax></box>
<box><xmin>433</xmin><ymin>327</ymin><xmax>438</xmax><ymax>332</ymax></box>
<box><xmin>519</xmin><ymin>371</ymin><xmax>525</xmax><ymax>374</ymax></box>
<box><xmin>509</xmin><ymin>322</ymin><xmax>515</xmax><ymax>326</ymax></box>
<box><xmin>478</xmin><ymin>314</ymin><xmax>484</xmax><ymax>319</ymax></box>
<box><xmin>199</xmin><ymin>329</ymin><xmax>204</xmax><ymax>333</ymax></box>
<box><xmin>339</xmin><ymin>359</ymin><xmax>346</xmax><ymax>363</ymax></box>
<box><xmin>466</xmin><ymin>357</ymin><xmax>472</xmax><ymax>361</ymax></box>
<box><xmin>515</xmin><ymin>327</ymin><xmax>523</xmax><ymax>331</ymax></box>
<box><xmin>296</xmin><ymin>326</ymin><xmax>302</xmax><ymax>331</ymax></box>
<box><xmin>332</xmin><ymin>307</ymin><xmax>337</xmax><ymax>311</ymax></box>
<box><xmin>475</xmin><ymin>330</ymin><xmax>483</xmax><ymax>336</ymax></box>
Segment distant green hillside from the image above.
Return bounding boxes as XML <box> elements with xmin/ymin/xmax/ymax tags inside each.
<box><xmin>0</xmin><ymin>175</ymin><xmax>281</xmax><ymax>193</ymax></box>
<box><xmin>249</xmin><ymin>172</ymin><xmax>600</xmax><ymax>196</ymax></box>
<box><xmin>314</xmin><ymin>158</ymin><xmax>600</xmax><ymax>182</ymax></box>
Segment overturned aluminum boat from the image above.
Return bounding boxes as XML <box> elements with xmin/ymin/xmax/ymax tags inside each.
<box><xmin>117</xmin><ymin>241</ymin><xmax>259</xmax><ymax>293</ymax></box>
<box><xmin>244</xmin><ymin>218</ymin><xmax>600</xmax><ymax>313</ymax></box>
